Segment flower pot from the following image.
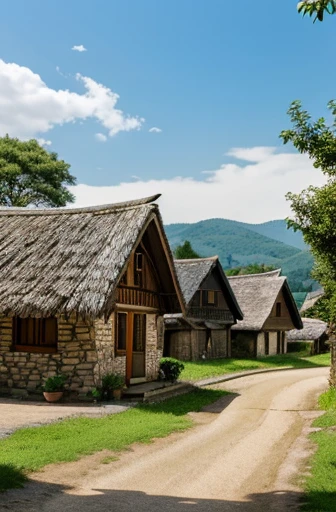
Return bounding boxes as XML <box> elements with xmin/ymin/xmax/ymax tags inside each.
<box><xmin>43</xmin><ymin>391</ymin><xmax>64</xmax><ymax>403</ymax></box>
<box><xmin>113</xmin><ymin>388</ymin><xmax>122</xmax><ymax>400</ymax></box>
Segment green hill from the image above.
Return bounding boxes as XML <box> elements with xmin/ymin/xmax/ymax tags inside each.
<box><xmin>165</xmin><ymin>218</ymin><xmax>315</xmax><ymax>292</ymax></box>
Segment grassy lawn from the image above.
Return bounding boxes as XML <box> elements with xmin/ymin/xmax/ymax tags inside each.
<box><xmin>302</xmin><ymin>387</ymin><xmax>336</xmax><ymax>511</ymax></box>
<box><xmin>180</xmin><ymin>352</ymin><xmax>331</xmax><ymax>381</ymax></box>
<box><xmin>0</xmin><ymin>388</ymin><xmax>227</xmax><ymax>493</ymax></box>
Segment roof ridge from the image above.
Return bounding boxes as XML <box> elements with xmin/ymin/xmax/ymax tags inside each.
<box><xmin>228</xmin><ymin>269</ymin><xmax>282</xmax><ymax>280</ymax></box>
<box><xmin>174</xmin><ymin>256</ymin><xmax>218</xmax><ymax>264</ymax></box>
<box><xmin>0</xmin><ymin>194</ymin><xmax>161</xmax><ymax>216</ymax></box>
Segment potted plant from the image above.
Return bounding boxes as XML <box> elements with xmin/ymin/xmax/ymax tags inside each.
<box><xmin>42</xmin><ymin>374</ymin><xmax>67</xmax><ymax>402</ymax></box>
<box><xmin>101</xmin><ymin>373</ymin><xmax>125</xmax><ymax>400</ymax></box>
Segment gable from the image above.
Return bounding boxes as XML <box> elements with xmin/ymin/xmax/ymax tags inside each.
<box><xmin>262</xmin><ymin>288</ymin><xmax>297</xmax><ymax>331</ymax></box>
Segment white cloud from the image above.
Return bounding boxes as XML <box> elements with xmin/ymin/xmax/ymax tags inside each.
<box><xmin>95</xmin><ymin>133</ymin><xmax>107</xmax><ymax>142</ymax></box>
<box><xmin>0</xmin><ymin>59</ymin><xmax>143</xmax><ymax>139</ymax></box>
<box><xmin>36</xmin><ymin>138</ymin><xmax>52</xmax><ymax>147</ymax></box>
<box><xmin>70</xmin><ymin>147</ymin><xmax>326</xmax><ymax>224</ymax></box>
<box><xmin>72</xmin><ymin>45</ymin><xmax>87</xmax><ymax>52</ymax></box>
<box><xmin>149</xmin><ymin>127</ymin><xmax>162</xmax><ymax>133</ymax></box>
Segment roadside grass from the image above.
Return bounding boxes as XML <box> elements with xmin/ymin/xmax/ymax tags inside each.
<box><xmin>0</xmin><ymin>388</ymin><xmax>227</xmax><ymax>492</ymax></box>
<box><xmin>302</xmin><ymin>387</ymin><xmax>336</xmax><ymax>512</ymax></box>
<box><xmin>180</xmin><ymin>352</ymin><xmax>330</xmax><ymax>381</ymax></box>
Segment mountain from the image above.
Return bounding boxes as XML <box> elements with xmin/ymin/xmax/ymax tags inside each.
<box><xmin>165</xmin><ymin>218</ymin><xmax>315</xmax><ymax>292</ymax></box>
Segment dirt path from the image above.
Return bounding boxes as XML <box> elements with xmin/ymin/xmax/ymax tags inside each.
<box><xmin>0</xmin><ymin>367</ymin><xmax>329</xmax><ymax>511</ymax></box>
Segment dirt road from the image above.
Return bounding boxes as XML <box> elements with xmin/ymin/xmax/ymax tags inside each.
<box><xmin>0</xmin><ymin>367</ymin><xmax>329</xmax><ymax>511</ymax></box>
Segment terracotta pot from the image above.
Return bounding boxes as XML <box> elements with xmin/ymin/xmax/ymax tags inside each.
<box><xmin>43</xmin><ymin>391</ymin><xmax>64</xmax><ymax>403</ymax></box>
<box><xmin>113</xmin><ymin>388</ymin><xmax>122</xmax><ymax>400</ymax></box>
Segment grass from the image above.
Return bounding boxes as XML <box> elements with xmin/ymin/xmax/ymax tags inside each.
<box><xmin>180</xmin><ymin>352</ymin><xmax>331</xmax><ymax>381</ymax></box>
<box><xmin>0</xmin><ymin>388</ymin><xmax>227</xmax><ymax>492</ymax></box>
<box><xmin>302</xmin><ymin>387</ymin><xmax>336</xmax><ymax>511</ymax></box>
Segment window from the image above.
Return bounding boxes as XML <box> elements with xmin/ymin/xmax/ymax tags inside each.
<box><xmin>202</xmin><ymin>290</ymin><xmax>218</xmax><ymax>307</ymax></box>
<box><xmin>134</xmin><ymin>252</ymin><xmax>144</xmax><ymax>287</ymax></box>
<box><xmin>277</xmin><ymin>331</ymin><xmax>281</xmax><ymax>353</ymax></box>
<box><xmin>265</xmin><ymin>332</ymin><xmax>269</xmax><ymax>355</ymax></box>
<box><xmin>117</xmin><ymin>312</ymin><xmax>127</xmax><ymax>352</ymax></box>
<box><xmin>13</xmin><ymin>317</ymin><xmax>57</xmax><ymax>353</ymax></box>
<box><xmin>276</xmin><ymin>302</ymin><xmax>282</xmax><ymax>317</ymax></box>
<box><xmin>133</xmin><ymin>314</ymin><xmax>146</xmax><ymax>352</ymax></box>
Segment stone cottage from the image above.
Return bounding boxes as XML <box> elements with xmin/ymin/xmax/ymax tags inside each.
<box><xmin>0</xmin><ymin>194</ymin><xmax>185</xmax><ymax>398</ymax></box>
<box><xmin>228</xmin><ymin>270</ymin><xmax>302</xmax><ymax>357</ymax></box>
<box><xmin>164</xmin><ymin>257</ymin><xmax>243</xmax><ymax>361</ymax></box>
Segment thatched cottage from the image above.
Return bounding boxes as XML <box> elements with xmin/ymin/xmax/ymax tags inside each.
<box><xmin>0</xmin><ymin>195</ymin><xmax>185</xmax><ymax>398</ymax></box>
<box><xmin>164</xmin><ymin>257</ymin><xmax>243</xmax><ymax>361</ymax></box>
<box><xmin>228</xmin><ymin>270</ymin><xmax>302</xmax><ymax>357</ymax></box>
<box><xmin>286</xmin><ymin>318</ymin><xmax>328</xmax><ymax>355</ymax></box>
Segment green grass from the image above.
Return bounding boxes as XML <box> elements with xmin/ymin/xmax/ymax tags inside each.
<box><xmin>302</xmin><ymin>387</ymin><xmax>336</xmax><ymax>511</ymax></box>
<box><xmin>180</xmin><ymin>352</ymin><xmax>330</xmax><ymax>381</ymax></box>
<box><xmin>0</xmin><ymin>388</ymin><xmax>227</xmax><ymax>492</ymax></box>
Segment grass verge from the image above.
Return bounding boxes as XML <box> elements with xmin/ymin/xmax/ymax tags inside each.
<box><xmin>302</xmin><ymin>387</ymin><xmax>336</xmax><ymax>511</ymax></box>
<box><xmin>180</xmin><ymin>352</ymin><xmax>330</xmax><ymax>381</ymax></box>
<box><xmin>0</xmin><ymin>388</ymin><xmax>227</xmax><ymax>492</ymax></box>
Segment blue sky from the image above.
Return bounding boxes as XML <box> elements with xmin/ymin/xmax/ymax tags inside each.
<box><xmin>0</xmin><ymin>1</ymin><xmax>333</xmax><ymax>222</ymax></box>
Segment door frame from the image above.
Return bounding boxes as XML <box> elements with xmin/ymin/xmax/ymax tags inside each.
<box><xmin>116</xmin><ymin>310</ymin><xmax>147</xmax><ymax>386</ymax></box>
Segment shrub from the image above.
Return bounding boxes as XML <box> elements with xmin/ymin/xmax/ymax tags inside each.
<box><xmin>160</xmin><ymin>358</ymin><xmax>185</xmax><ymax>382</ymax></box>
<box><xmin>92</xmin><ymin>373</ymin><xmax>125</xmax><ymax>400</ymax></box>
<box><xmin>42</xmin><ymin>374</ymin><xmax>67</xmax><ymax>392</ymax></box>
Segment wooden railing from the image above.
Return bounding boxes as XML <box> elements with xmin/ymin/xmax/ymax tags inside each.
<box><xmin>187</xmin><ymin>307</ymin><xmax>234</xmax><ymax>322</ymax></box>
<box><xmin>117</xmin><ymin>286</ymin><xmax>160</xmax><ymax>309</ymax></box>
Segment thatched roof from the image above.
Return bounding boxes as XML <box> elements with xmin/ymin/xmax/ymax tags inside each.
<box><xmin>228</xmin><ymin>270</ymin><xmax>302</xmax><ymax>331</ymax></box>
<box><xmin>174</xmin><ymin>257</ymin><xmax>243</xmax><ymax>320</ymax></box>
<box><xmin>0</xmin><ymin>194</ymin><xmax>183</xmax><ymax>319</ymax></box>
<box><xmin>300</xmin><ymin>288</ymin><xmax>324</xmax><ymax>313</ymax></box>
<box><xmin>287</xmin><ymin>318</ymin><xmax>327</xmax><ymax>341</ymax></box>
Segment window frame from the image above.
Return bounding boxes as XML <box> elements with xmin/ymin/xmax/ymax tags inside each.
<box><xmin>201</xmin><ymin>290</ymin><xmax>218</xmax><ymax>307</ymax></box>
<box><xmin>134</xmin><ymin>251</ymin><xmax>144</xmax><ymax>288</ymax></box>
<box><xmin>275</xmin><ymin>302</ymin><xmax>282</xmax><ymax>317</ymax></box>
<box><xmin>12</xmin><ymin>317</ymin><xmax>58</xmax><ymax>354</ymax></box>
<box><xmin>116</xmin><ymin>312</ymin><xmax>128</xmax><ymax>355</ymax></box>
<box><xmin>265</xmin><ymin>332</ymin><xmax>270</xmax><ymax>355</ymax></box>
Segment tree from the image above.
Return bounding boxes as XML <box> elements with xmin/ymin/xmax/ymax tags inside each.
<box><xmin>297</xmin><ymin>1</ymin><xmax>336</xmax><ymax>22</ymax></box>
<box><xmin>226</xmin><ymin>263</ymin><xmax>276</xmax><ymax>277</ymax></box>
<box><xmin>280</xmin><ymin>101</ymin><xmax>336</xmax><ymax>323</ymax></box>
<box><xmin>0</xmin><ymin>135</ymin><xmax>76</xmax><ymax>207</ymax></box>
<box><xmin>174</xmin><ymin>240</ymin><xmax>201</xmax><ymax>259</ymax></box>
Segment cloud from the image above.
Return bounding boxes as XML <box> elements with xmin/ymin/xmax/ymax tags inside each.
<box><xmin>70</xmin><ymin>147</ymin><xmax>326</xmax><ymax>224</ymax></box>
<box><xmin>149</xmin><ymin>127</ymin><xmax>162</xmax><ymax>133</ymax></box>
<box><xmin>36</xmin><ymin>138</ymin><xmax>52</xmax><ymax>147</ymax></box>
<box><xmin>72</xmin><ymin>45</ymin><xmax>87</xmax><ymax>52</ymax></box>
<box><xmin>0</xmin><ymin>59</ymin><xmax>143</xmax><ymax>139</ymax></box>
<box><xmin>95</xmin><ymin>133</ymin><xmax>107</xmax><ymax>142</ymax></box>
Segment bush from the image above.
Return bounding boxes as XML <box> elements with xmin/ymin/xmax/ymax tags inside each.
<box><xmin>160</xmin><ymin>358</ymin><xmax>184</xmax><ymax>382</ymax></box>
<box><xmin>92</xmin><ymin>373</ymin><xmax>125</xmax><ymax>400</ymax></box>
<box><xmin>42</xmin><ymin>374</ymin><xmax>67</xmax><ymax>392</ymax></box>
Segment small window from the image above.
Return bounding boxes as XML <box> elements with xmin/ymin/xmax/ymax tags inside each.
<box><xmin>13</xmin><ymin>317</ymin><xmax>57</xmax><ymax>353</ymax></box>
<box><xmin>276</xmin><ymin>303</ymin><xmax>282</xmax><ymax>317</ymax></box>
<box><xmin>133</xmin><ymin>314</ymin><xmax>146</xmax><ymax>352</ymax></box>
<box><xmin>134</xmin><ymin>252</ymin><xmax>144</xmax><ymax>287</ymax></box>
<box><xmin>265</xmin><ymin>332</ymin><xmax>269</xmax><ymax>355</ymax></box>
<box><xmin>207</xmin><ymin>290</ymin><xmax>215</xmax><ymax>304</ymax></box>
<box><xmin>117</xmin><ymin>313</ymin><xmax>127</xmax><ymax>352</ymax></box>
<box><xmin>202</xmin><ymin>290</ymin><xmax>218</xmax><ymax>306</ymax></box>
<box><xmin>277</xmin><ymin>331</ymin><xmax>281</xmax><ymax>353</ymax></box>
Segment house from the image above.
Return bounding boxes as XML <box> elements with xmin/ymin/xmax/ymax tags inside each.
<box><xmin>228</xmin><ymin>270</ymin><xmax>302</xmax><ymax>357</ymax></box>
<box><xmin>164</xmin><ymin>257</ymin><xmax>243</xmax><ymax>361</ymax></box>
<box><xmin>286</xmin><ymin>318</ymin><xmax>328</xmax><ymax>355</ymax></box>
<box><xmin>300</xmin><ymin>288</ymin><xmax>324</xmax><ymax>314</ymax></box>
<box><xmin>0</xmin><ymin>194</ymin><xmax>185</xmax><ymax>398</ymax></box>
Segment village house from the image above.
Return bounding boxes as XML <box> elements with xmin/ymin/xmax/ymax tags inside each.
<box><xmin>228</xmin><ymin>270</ymin><xmax>302</xmax><ymax>357</ymax></box>
<box><xmin>286</xmin><ymin>318</ymin><xmax>329</xmax><ymax>355</ymax></box>
<box><xmin>0</xmin><ymin>195</ymin><xmax>185</xmax><ymax>399</ymax></box>
<box><xmin>164</xmin><ymin>257</ymin><xmax>243</xmax><ymax>361</ymax></box>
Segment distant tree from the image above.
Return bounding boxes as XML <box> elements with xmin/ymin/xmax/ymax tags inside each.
<box><xmin>226</xmin><ymin>263</ymin><xmax>276</xmax><ymax>276</ymax></box>
<box><xmin>174</xmin><ymin>241</ymin><xmax>201</xmax><ymax>259</ymax></box>
<box><xmin>298</xmin><ymin>0</ymin><xmax>336</xmax><ymax>22</ymax></box>
<box><xmin>0</xmin><ymin>135</ymin><xmax>76</xmax><ymax>207</ymax></box>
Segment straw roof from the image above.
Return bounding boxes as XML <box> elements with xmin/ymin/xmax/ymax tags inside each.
<box><xmin>0</xmin><ymin>194</ymin><xmax>182</xmax><ymax>319</ymax></box>
<box><xmin>228</xmin><ymin>270</ymin><xmax>302</xmax><ymax>331</ymax></box>
<box><xmin>300</xmin><ymin>288</ymin><xmax>324</xmax><ymax>313</ymax></box>
<box><xmin>174</xmin><ymin>256</ymin><xmax>243</xmax><ymax>320</ymax></box>
<box><xmin>287</xmin><ymin>318</ymin><xmax>327</xmax><ymax>341</ymax></box>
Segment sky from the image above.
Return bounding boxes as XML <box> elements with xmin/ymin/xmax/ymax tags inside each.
<box><xmin>0</xmin><ymin>0</ymin><xmax>334</xmax><ymax>224</ymax></box>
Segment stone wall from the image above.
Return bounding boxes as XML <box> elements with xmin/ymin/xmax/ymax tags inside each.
<box><xmin>330</xmin><ymin>340</ymin><xmax>336</xmax><ymax>387</ymax></box>
<box><xmin>146</xmin><ymin>314</ymin><xmax>163</xmax><ymax>380</ymax></box>
<box><xmin>0</xmin><ymin>314</ymin><xmax>98</xmax><ymax>398</ymax></box>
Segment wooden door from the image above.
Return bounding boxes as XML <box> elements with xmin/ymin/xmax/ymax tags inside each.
<box><xmin>125</xmin><ymin>313</ymin><xmax>146</xmax><ymax>385</ymax></box>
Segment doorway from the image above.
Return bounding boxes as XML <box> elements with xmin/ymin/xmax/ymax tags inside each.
<box><xmin>117</xmin><ymin>312</ymin><xmax>146</xmax><ymax>385</ymax></box>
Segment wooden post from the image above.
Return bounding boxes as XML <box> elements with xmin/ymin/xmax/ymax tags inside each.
<box><xmin>330</xmin><ymin>339</ymin><xmax>336</xmax><ymax>387</ymax></box>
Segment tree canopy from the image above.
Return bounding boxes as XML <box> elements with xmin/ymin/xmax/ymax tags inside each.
<box><xmin>298</xmin><ymin>1</ymin><xmax>336</xmax><ymax>22</ymax></box>
<box><xmin>280</xmin><ymin>101</ymin><xmax>336</xmax><ymax>323</ymax></box>
<box><xmin>226</xmin><ymin>263</ymin><xmax>276</xmax><ymax>277</ymax></box>
<box><xmin>0</xmin><ymin>135</ymin><xmax>76</xmax><ymax>207</ymax></box>
<box><xmin>174</xmin><ymin>240</ymin><xmax>201</xmax><ymax>259</ymax></box>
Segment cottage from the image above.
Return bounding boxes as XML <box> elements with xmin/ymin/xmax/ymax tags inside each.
<box><xmin>228</xmin><ymin>270</ymin><xmax>302</xmax><ymax>357</ymax></box>
<box><xmin>164</xmin><ymin>257</ymin><xmax>243</xmax><ymax>361</ymax></box>
<box><xmin>0</xmin><ymin>195</ymin><xmax>184</xmax><ymax>398</ymax></box>
<box><xmin>286</xmin><ymin>318</ymin><xmax>328</xmax><ymax>355</ymax></box>
<box><xmin>300</xmin><ymin>288</ymin><xmax>324</xmax><ymax>314</ymax></box>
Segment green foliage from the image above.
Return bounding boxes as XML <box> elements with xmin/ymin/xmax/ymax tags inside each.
<box><xmin>319</xmin><ymin>387</ymin><xmax>336</xmax><ymax>411</ymax></box>
<box><xmin>160</xmin><ymin>357</ymin><xmax>185</xmax><ymax>382</ymax></box>
<box><xmin>42</xmin><ymin>374</ymin><xmax>67</xmax><ymax>392</ymax></box>
<box><xmin>298</xmin><ymin>0</ymin><xmax>336</xmax><ymax>22</ymax></box>
<box><xmin>281</xmin><ymin>100</ymin><xmax>336</xmax><ymax>323</ymax></box>
<box><xmin>0</xmin><ymin>135</ymin><xmax>76</xmax><ymax>207</ymax></box>
<box><xmin>226</xmin><ymin>263</ymin><xmax>276</xmax><ymax>276</ymax></box>
<box><xmin>0</xmin><ymin>389</ymin><xmax>227</xmax><ymax>491</ymax></box>
<box><xmin>92</xmin><ymin>373</ymin><xmax>125</xmax><ymax>400</ymax></box>
<box><xmin>286</xmin><ymin>342</ymin><xmax>312</xmax><ymax>354</ymax></box>
<box><xmin>174</xmin><ymin>240</ymin><xmax>201</xmax><ymax>259</ymax></box>
<box><xmin>0</xmin><ymin>464</ymin><xmax>26</xmax><ymax>493</ymax></box>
